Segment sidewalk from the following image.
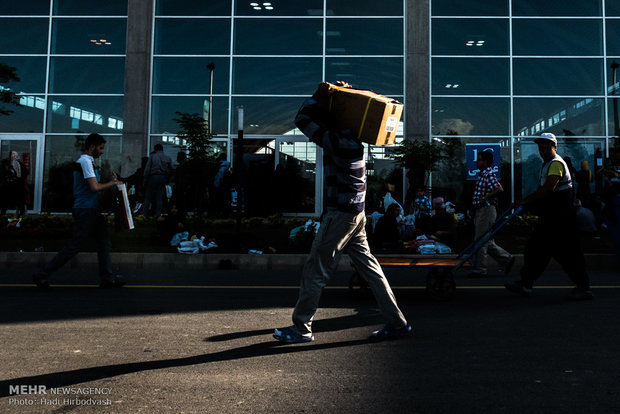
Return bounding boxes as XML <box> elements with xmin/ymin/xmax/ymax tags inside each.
<box><xmin>2</xmin><ymin>251</ymin><xmax>618</xmax><ymax>271</ymax></box>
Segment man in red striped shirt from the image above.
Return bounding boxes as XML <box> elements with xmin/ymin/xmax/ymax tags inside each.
<box><xmin>469</xmin><ymin>150</ymin><xmax>514</xmax><ymax>277</ymax></box>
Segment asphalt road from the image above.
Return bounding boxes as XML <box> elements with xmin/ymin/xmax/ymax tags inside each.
<box><xmin>1</xmin><ymin>266</ymin><xmax>619</xmax><ymax>413</ymax></box>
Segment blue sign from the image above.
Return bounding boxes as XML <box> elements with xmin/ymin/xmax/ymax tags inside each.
<box><xmin>466</xmin><ymin>143</ymin><xmax>501</xmax><ymax>181</ymax></box>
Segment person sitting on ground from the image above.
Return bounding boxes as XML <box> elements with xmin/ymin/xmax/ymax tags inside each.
<box><xmin>372</xmin><ymin>203</ymin><xmax>404</xmax><ymax>251</ymax></box>
<box><xmin>428</xmin><ymin>200</ymin><xmax>458</xmax><ymax>247</ymax></box>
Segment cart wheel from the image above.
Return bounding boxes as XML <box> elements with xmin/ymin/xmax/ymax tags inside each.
<box><xmin>426</xmin><ymin>269</ymin><xmax>456</xmax><ymax>300</ymax></box>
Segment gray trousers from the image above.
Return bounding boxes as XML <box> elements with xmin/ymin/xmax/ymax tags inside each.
<box><xmin>474</xmin><ymin>205</ymin><xmax>511</xmax><ymax>273</ymax></box>
<box><xmin>292</xmin><ymin>210</ymin><xmax>408</xmax><ymax>334</ymax></box>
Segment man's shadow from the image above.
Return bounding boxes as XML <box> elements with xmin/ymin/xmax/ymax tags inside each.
<box><xmin>0</xmin><ymin>312</ymin><xmax>396</xmax><ymax>398</ymax></box>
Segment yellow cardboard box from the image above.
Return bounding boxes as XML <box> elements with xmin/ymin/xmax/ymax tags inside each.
<box><xmin>318</xmin><ymin>82</ymin><xmax>403</xmax><ymax>146</ymax></box>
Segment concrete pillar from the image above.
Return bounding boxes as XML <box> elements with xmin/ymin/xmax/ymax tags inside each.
<box><xmin>121</xmin><ymin>0</ymin><xmax>153</xmax><ymax>176</ymax></box>
<box><xmin>406</xmin><ymin>0</ymin><xmax>430</xmax><ymax>141</ymax></box>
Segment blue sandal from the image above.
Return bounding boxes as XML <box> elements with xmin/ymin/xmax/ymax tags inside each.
<box><xmin>273</xmin><ymin>326</ymin><xmax>314</xmax><ymax>343</ymax></box>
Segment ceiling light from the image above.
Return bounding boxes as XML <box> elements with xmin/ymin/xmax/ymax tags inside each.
<box><xmin>250</xmin><ymin>2</ymin><xmax>259</xmax><ymax>5</ymax></box>
<box><xmin>265</xmin><ymin>6</ymin><xmax>274</xmax><ymax>9</ymax></box>
<box><xmin>453</xmin><ymin>84</ymin><xmax>459</xmax><ymax>88</ymax></box>
<box><xmin>253</xmin><ymin>6</ymin><xmax>261</xmax><ymax>9</ymax></box>
<box><xmin>466</xmin><ymin>41</ymin><xmax>474</xmax><ymax>46</ymax></box>
<box><xmin>263</xmin><ymin>2</ymin><xmax>272</xmax><ymax>5</ymax></box>
<box><xmin>445</xmin><ymin>84</ymin><xmax>452</xmax><ymax>88</ymax></box>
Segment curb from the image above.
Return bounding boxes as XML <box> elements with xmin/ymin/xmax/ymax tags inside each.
<box><xmin>2</xmin><ymin>252</ymin><xmax>618</xmax><ymax>272</ymax></box>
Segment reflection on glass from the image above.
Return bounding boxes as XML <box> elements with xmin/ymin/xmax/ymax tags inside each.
<box><xmin>156</xmin><ymin>0</ymin><xmax>231</xmax><ymax>16</ymax></box>
<box><xmin>432</xmin><ymin>18</ymin><xmax>509</xmax><ymax>56</ymax></box>
<box><xmin>431</xmin><ymin>0</ymin><xmax>508</xmax><ymax>16</ymax></box>
<box><xmin>513</xmin><ymin>20</ymin><xmax>602</xmax><ymax>56</ymax></box>
<box><xmin>0</xmin><ymin>19</ymin><xmax>49</xmax><ymax>54</ymax></box>
<box><xmin>432</xmin><ymin>58</ymin><xmax>509</xmax><ymax>95</ymax></box>
<box><xmin>46</xmin><ymin>96</ymin><xmax>124</xmax><ymax>133</ymax></box>
<box><xmin>233</xmin><ymin>58</ymin><xmax>321</xmax><ymax>94</ymax></box>
<box><xmin>326</xmin><ymin>19</ymin><xmax>403</xmax><ymax>55</ymax></box>
<box><xmin>0</xmin><ymin>139</ymin><xmax>38</xmax><ymax>212</ymax></box>
<box><xmin>0</xmin><ymin>0</ymin><xmax>50</xmax><ymax>15</ymax></box>
<box><xmin>236</xmin><ymin>0</ymin><xmax>323</xmax><ymax>16</ymax></box>
<box><xmin>513</xmin><ymin>59</ymin><xmax>603</xmax><ymax>96</ymax></box>
<box><xmin>0</xmin><ymin>96</ymin><xmax>45</xmax><ymax>132</ymax></box>
<box><xmin>609</xmin><ymin>98</ymin><xmax>620</xmax><ymax>138</ymax></box>
<box><xmin>606</xmin><ymin>20</ymin><xmax>620</xmax><ymax>56</ymax></box>
<box><xmin>234</xmin><ymin>19</ymin><xmax>322</xmax><ymax>55</ymax></box>
<box><xmin>432</xmin><ymin>97</ymin><xmax>510</xmax><ymax>135</ymax></box>
<box><xmin>278</xmin><ymin>141</ymin><xmax>316</xmax><ymax>213</ymax></box>
<box><xmin>512</xmin><ymin>0</ymin><xmax>601</xmax><ymax>16</ymax></box>
<box><xmin>153</xmin><ymin>57</ymin><xmax>230</xmax><ymax>94</ymax></box>
<box><xmin>513</xmin><ymin>98</ymin><xmax>604</xmax><ymax>136</ymax></box>
<box><xmin>326</xmin><ymin>0</ymin><xmax>403</xmax><ymax>16</ymax></box>
<box><xmin>151</xmin><ymin>96</ymin><xmax>229</xmax><ymax>135</ymax></box>
<box><xmin>52</xmin><ymin>19</ymin><xmax>126</xmax><ymax>54</ymax></box>
<box><xmin>155</xmin><ymin>19</ymin><xmax>230</xmax><ymax>55</ymax></box>
<box><xmin>54</xmin><ymin>0</ymin><xmax>127</xmax><ymax>16</ymax></box>
<box><xmin>49</xmin><ymin>57</ymin><xmax>125</xmax><ymax>94</ymax></box>
<box><xmin>0</xmin><ymin>57</ymin><xmax>47</xmax><ymax>93</ymax></box>
<box><xmin>232</xmin><ymin>97</ymin><xmax>303</xmax><ymax>135</ymax></box>
<box><xmin>325</xmin><ymin>57</ymin><xmax>403</xmax><ymax>96</ymax></box>
<box><xmin>43</xmin><ymin>135</ymin><xmax>123</xmax><ymax>212</ymax></box>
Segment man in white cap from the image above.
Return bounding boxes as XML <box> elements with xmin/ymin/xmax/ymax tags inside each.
<box><xmin>505</xmin><ymin>133</ymin><xmax>592</xmax><ymax>300</ymax></box>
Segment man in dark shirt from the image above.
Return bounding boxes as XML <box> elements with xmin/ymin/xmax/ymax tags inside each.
<box><xmin>273</xmin><ymin>82</ymin><xmax>411</xmax><ymax>343</ymax></box>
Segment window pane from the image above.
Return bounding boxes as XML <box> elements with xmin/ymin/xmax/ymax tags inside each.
<box><xmin>512</xmin><ymin>0</ymin><xmax>602</xmax><ymax>16</ymax></box>
<box><xmin>278</xmin><ymin>141</ymin><xmax>317</xmax><ymax>213</ymax></box>
<box><xmin>513</xmin><ymin>19</ymin><xmax>602</xmax><ymax>56</ymax></box>
<box><xmin>0</xmin><ymin>57</ymin><xmax>47</xmax><ymax>93</ymax></box>
<box><xmin>52</xmin><ymin>18</ymin><xmax>126</xmax><ymax>54</ymax></box>
<box><xmin>432</xmin><ymin>98</ymin><xmax>510</xmax><ymax>135</ymax></box>
<box><xmin>607</xmin><ymin>20</ymin><xmax>620</xmax><ymax>56</ymax></box>
<box><xmin>513</xmin><ymin>98</ymin><xmax>604</xmax><ymax>136</ymax></box>
<box><xmin>608</xmin><ymin>59</ymin><xmax>620</xmax><ymax>94</ymax></box>
<box><xmin>0</xmin><ymin>0</ymin><xmax>50</xmax><ymax>15</ymax></box>
<box><xmin>233</xmin><ymin>58</ymin><xmax>321</xmax><ymax>94</ymax></box>
<box><xmin>232</xmin><ymin>97</ymin><xmax>304</xmax><ymax>135</ymax></box>
<box><xmin>156</xmin><ymin>0</ymin><xmax>231</xmax><ymax>16</ymax></box>
<box><xmin>0</xmin><ymin>19</ymin><xmax>49</xmax><ymax>54</ymax></box>
<box><xmin>153</xmin><ymin>58</ymin><xmax>230</xmax><ymax>94</ymax></box>
<box><xmin>608</xmin><ymin>1</ymin><xmax>620</xmax><ymax>16</ymax></box>
<box><xmin>155</xmin><ymin>19</ymin><xmax>230</xmax><ymax>55</ymax></box>
<box><xmin>47</xmin><ymin>96</ymin><xmax>124</xmax><ymax>133</ymax></box>
<box><xmin>513</xmin><ymin>59</ymin><xmax>603</xmax><ymax>96</ymax></box>
<box><xmin>151</xmin><ymin>96</ymin><xmax>229</xmax><ymax>135</ymax></box>
<box><xmin>49</xmin><ymin>57</ymin><xmax>125</xmax><ymax>94</ymax></box>
<box><xmin>53</xmin><ymin>0</ymin><xmax>127</xmax><ymax>16</ymax></box>
<box><xmin>432</xmin><ymin>19</ymin><xmax>509</xmax><ymax>56</ymax></box>
<box><xmin>234</xmin><ymin>19</ymin><xmax>322</xmax><ymax>55</ymax></box>
<box><xmin>609</xmin><ymin>98</ymin><xmax>620</xmax><ymax>137</ymax></box>
<box><xmin>432</xmin><ymin>58</ymin><xmax>509</xmax><ymax>95</ymax></box>
<box><xmin>325</xmin><ymin>57</ymin><xmax>403</xmax><ymax>96</ymax></box>
<box><xmin>432</xmin><ymin>0</ymin><xmax>508</xmax><ymax>16</ymax></box>
<box><xmin>326</xmin><ymin>19</ymin><xmax>403</xmax><ymax>55</ymax></box>
<box><xmin>326</xmin><ymin>0</ymin><xmax>403</xmax><ymax>16</ymax></box>
<box><xmin>0</xmin><ymin>96</ymin><xmax>45</xmax><ymax>132</ymax></box>
<box><xmin>236</xmin><ymin>1</ymin><xmax>323</xmax><ymax>16</ymax></box>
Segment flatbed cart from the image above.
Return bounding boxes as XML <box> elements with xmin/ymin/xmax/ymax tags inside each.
<box><xmin>352</xmin><ymin>205</ymin><xmax>523</xmax><ymax>300</ymax></box>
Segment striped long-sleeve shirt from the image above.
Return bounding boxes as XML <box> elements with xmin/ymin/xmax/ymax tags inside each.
<box><xmin>294</xmin><ymin>98</ymin><xmax>366</xmax><ymax>214</ymax></box>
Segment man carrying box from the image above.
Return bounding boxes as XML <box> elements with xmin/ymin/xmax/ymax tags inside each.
<box><xmin>273</xmin><ymin>82</ymin><xmax>411</xmax><ymax>343</ymax></box>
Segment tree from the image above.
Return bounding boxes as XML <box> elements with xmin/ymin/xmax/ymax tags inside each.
<box><xmin>0</xmin><ymin>62</ymin><xmax>21</xmax><ymax>116</ymax></box>
<box><xmin>173</xmin><ymin>111</ymin><xmax>215</xmax><ymax>161</ymax></box>
<box><xmin>389</xmin><ymin>137</ymin><xmax>447</xmax><ymax>190</ymax></box>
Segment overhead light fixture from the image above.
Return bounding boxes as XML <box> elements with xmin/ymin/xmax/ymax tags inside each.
<box><xmin>466</xmin><ymin>41</ymin><xmax>474</xmax><ymax>47</ymax></box>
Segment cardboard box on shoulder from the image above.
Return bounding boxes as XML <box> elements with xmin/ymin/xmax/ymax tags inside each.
<box><xmin>318</xmin><ymin>82</ymin><xmax>403</xmax><ymax>146</ymax></box>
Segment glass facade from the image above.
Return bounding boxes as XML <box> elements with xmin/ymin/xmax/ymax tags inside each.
<box><xmin>431</xmin><ymin>0</ymin><xmax>620</xmax><ymax>206</ymax></box>
<box><xmin>1</xmin><ymin>0</ymin><xmax>618</xmax><ymax>215</ymax></box>
<box><xmin>0</xmin><ymin>0</ymin><xmax>127</xmax><ymax>212</ymax></box>
<box><xmin>151</xmin><ymin>0</ymin><xmax>405</xmax><ymax>215</ymax></box>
